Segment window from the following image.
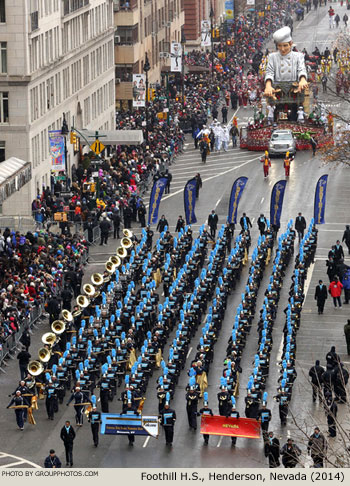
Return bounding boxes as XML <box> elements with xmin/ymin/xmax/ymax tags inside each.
<box><xmin>115</xmin><ymin>25</ymin><xmax>138</xmax><ymax>45</ymax></box>
<box><xmin>0</xmin><ymin>141</ymin><xmax>5</xmax><ymax>163</ymax></box>
<box><xmin>0</xmin><ymin>0</ymin><xmax>5</xmax><ymax>23</ymax></box>
<box><xmin>0</xmin><ymin>42</ymin><xmax>6</xmax><ymax>73</ymax></box>
<box><xmin>0</xmin><ymin>91</ymin><xmax>8</xmax><ymax>123</ymax></box>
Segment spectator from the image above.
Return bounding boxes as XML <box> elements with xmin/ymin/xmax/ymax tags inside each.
<box><xmin>44</xmin><ymin>449</ymin><xmax>62</xmax><ymax>468</ymax></box>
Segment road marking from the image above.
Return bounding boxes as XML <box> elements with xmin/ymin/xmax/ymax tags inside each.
<box><xmin>0</xmin><ymin>452</ymin><xmax>41</xmax><ymax>468</ymax></box>
<box><xmin>260</xmin><ymin>197</ymin><xmax>264</xmax><ymax>204</ymax></box>
<box><xmin>215</xmin><ymin>197</ymin><xmax>222</xmax><ymax>209</ymax></box>
<box><xmin>287</xmin><ymin>430</ymin><xmax>291</xmax><ymax>438</ymax></box>
<box><xmin>186</xmin><ymin>347</ymin><xmax>193</xmax><ymax>359</ymax></box>
<box><xmin>217</xmin><ymin>436</ymin><xmax>223</xmax><ymax>447</ymax></box>
<box><xmin>252</xmin><ymin>217</ymin><xmax>255</xmax><ymax>223</ymax></box>
<box><xmin>143</xmin><ymin>437</ymin><xmax>150</xmax><ymax>448</ymax></box>
<box><xmin>0</xmin><ymin>461</ymin><xmax>26</xmax><ymax>468</ymax></box>
<box><xmin>269</xmin><ymin>180</ymin><xmax>273</xmax><ymax>186</ymax></box>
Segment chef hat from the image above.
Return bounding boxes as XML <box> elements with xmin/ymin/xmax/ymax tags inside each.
<box><xmin>273</xmin><ymin>26</ymin><xmax>292</xmax><ymax>44</ymax></box>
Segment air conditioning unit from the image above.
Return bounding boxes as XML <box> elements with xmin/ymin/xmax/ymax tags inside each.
<box><xmin>114</xmin><ymin>34</ymin><xmax>121</xmax><ymax>44</ymax></box>
<box><xmin>113</xmin><ymin>0</ymin><xmax>120</xmax><ymax>12</ymax></box>
<box><xmin>116</xmin><ymin>78</ymin><xmax>121</xmax><ymax>84</ymax></box>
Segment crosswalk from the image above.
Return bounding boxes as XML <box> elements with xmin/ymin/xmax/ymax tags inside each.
<box><xmin>0</xmin><ymin>452</ymin><xmax>41</xmax><ymax>468</ymax></box>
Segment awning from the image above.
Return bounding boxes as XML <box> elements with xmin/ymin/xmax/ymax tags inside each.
<box><xmin>78</xmin><ymin>130</ymin><xmax>144</xmax><ymax>146</ymax></box>
<box><xmin>0</xmin><ymin>157</ymin><xmax>31</xmax><ymax>185</ymax></box>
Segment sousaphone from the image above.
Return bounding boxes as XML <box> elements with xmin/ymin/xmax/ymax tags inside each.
<box><xmin>62</xmin><ymin>310</ymin><xmax>73</xmax><ymax>322</ymax></box>
<box><xmin>77</xmin><ymin>294</ymin><xmax>90</xmax><ymax>308</ymax></box>
<box><xmin>51</xmin><ymin>320</ymin><xmax>66</xmax><ymax>335</ymax></box>
<box><xmin>109</xmin><ymin>255</ymin><xmax>121</xmax><ymax>267</ymax></box>
<box><xmin>42</xmin><ymin>332</ymin><xmax>57</xmax><ymax>346</ymax></box>
<box><xmin>83</xmin><ymin>284</ymin><xmax>95</xmax><ymax>297</ymax></box>
<box><xmin>91</xmin><ymin>273</ymin><xmax>103</xmax><ymax>287</ymax></box>
<box><xmin>27</xmin><ymin>360</ymin><xmax>44</xmax><ymax>376</ymax></box>
<box><xmin>117</xmin><ymin>247</ymin><xmax>128</xmax><ymax>259</ymax></box>
<box><xmin>38</xmin><ymin>347</ymin><xmax>51</xmax><ymax>363</ymax></box>
<box><xmin>123</xmin><ymin>229</ymin><xmax>133</xmax><ymax>238</ymax></box>
<box><xmin>105</xmin><ymin>261</ymin><xmax>116</xmax><ymax>274</ymax></box>
<box><xmin>121</xmin><ymin>237</ymin><xmax>133</xmax><ymax>249</ymax></box>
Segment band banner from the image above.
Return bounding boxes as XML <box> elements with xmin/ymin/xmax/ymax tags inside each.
<box><xmin>200</xmin><ymin>414</ymin><xmax>261</xmax><ymax>438</ymax></box>
<box><xmin>100</xmin><ymin>413</ymin><xmax>159</xmax><ymax>438</ymax></box>
<box><xmin>132</xmin><ymin>74</ymin><xmax>146</xmax><ymax>108</ymax></box>
<box><xmin>170</xmin><ymin>42</ymin><xmax>182</xmax><ymax>72</ymax></box>
<box><xmin>49</xmin><ymin>130</ymin><xmax>66</xmax><ymax>173</ymax></box>
<box><xmin>314</xmin><ymin>174</ymin><xmax>328</xmax><ymax>224</ymax></box>
<box><xmin>148</xmin><ymin>177</ymin><xmax>168</xmax><ymax>225</ymax></box>
<box><xmin>228</xmin><ymin>176</ymin><xmax>248</xmax><ymax>224</ymax></box>
<box><xmin>184</xmin><ymin>178</ymin><xmax>198</xmax><ymax>225</ymax></box>
<box><xmin>270</xmin><ymin>180</ymin><xmax>287</xmax><ymax>227</ymax></box>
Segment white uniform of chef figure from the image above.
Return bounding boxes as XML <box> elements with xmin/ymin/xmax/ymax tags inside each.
<box><xmin>222</xmin><ymin>125</ymin><xmax>230</xmax><ymax>152</ymax></box>
<box><xmin>214</xmin><ymin>123</ymin><xmax>224</xmax><ymax>152</ymax></box>
<box><xmin>264</xmin><ymin>26</ymin><xmax>308</xmax><ymax>98</ymax></box>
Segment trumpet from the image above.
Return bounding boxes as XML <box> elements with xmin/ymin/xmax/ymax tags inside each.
<box><xmin>51</xmin><ymin>320</ymin><xmax>66</xmax><ymax>335</ymax></box>
<box><xmin>91</xmin><ymin>273</ymin><xmax>103</xmax><ymax>287</ymax></box>
<box><xmin>42</xmin><ymin>332</ymin><xmax>57</xmax><ymax>346</ymax></box>
<box><xmin>27</xmin><ymin>360</ymin><xmax>44</xmax><ymax>376</ymax></box>
<box><xmin>62</xmin><ymin>310</ymin><xmax>73</xmax><ymax>322</ymax></box>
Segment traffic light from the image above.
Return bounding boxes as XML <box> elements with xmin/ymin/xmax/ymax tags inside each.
<box><xmin>70</xmin><ymin>131</ymin><xmax>77</xmax><ymax>145</ymax></box>
<box><xmin>151</xmin><ymin>89</ymin><xmax>156</xmax><ymax>100</ymax></box>
<box><xmin>226</xmin><ymin>39</ymin><xmax>233</xmax><ymax>46</ymax></box>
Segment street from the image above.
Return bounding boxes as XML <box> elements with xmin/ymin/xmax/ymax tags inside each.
<box><xmin>1</xmin><ymin>4</ymin><xmax>350</xmax><ymax>469</ymax></box>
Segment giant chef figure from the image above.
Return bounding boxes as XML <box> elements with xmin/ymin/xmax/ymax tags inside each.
<box><xmin>264</xmin><ymin>26</ymin><xmax>308</xmax><ymax>98</ymax></box>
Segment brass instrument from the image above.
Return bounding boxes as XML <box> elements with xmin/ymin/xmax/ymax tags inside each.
<box><xmin>77</xmin><ymin>295</ymin><xmax>90</xmax><ymax>308</ymax></box>
<box><xmin>105</xmin><ymin>261</ymin><xmax>116</xmax><ymax>274</ymax></box>
<box><xmin>72</xmin><ymin>309</ymin><xmax>82</xmax><ymax>318</ymax></box>
<box><xmin>123</xmin><ymin>229</ymin><xmax>133</xmax><ymax>238</ymax></box>
<box><xmin>121</xmin><ymin>237</ymin><xmax>133</xmax><ymax>249</ymax></box>
<box><xmin>38</xmin><ymin>347</ymin><xmax>51</xmax><ymax>363</ymax></box>
<box><xmin>51</xmin><ymin>320</ymin><xmax>66</xmax><ymax>335</ymax></box>
<box><xmin>91</xmin><ymin>273</ymin><xmax>103</xmax><ymax>287</ymax></box>
<box><xmin>62</xmin><ymin>310</ymin><xmax>73</xmax><ymax>322</ymax></box>
<box><xmin>27</xmin><ymin>360</ymin><xmax>44</xmax><ymax>376</ymax></box>
<box><xmin>116</xmin><ymin>247</ymin><xmax>127</xmax><ymax>259</ymax></box>
<box><xmin>109</xmin><ymin>255</ymin><xmax>121</xmax><ymax>267</ymax></box>
<box><xmin>42</xmin><ymin>332</ymin><xmax>57</xmax><ymax>346</ymax></box>
<box><xmin>83</xmin><ymin>284</ymin><xmax>95</xmax><ymax>297</ymax></box>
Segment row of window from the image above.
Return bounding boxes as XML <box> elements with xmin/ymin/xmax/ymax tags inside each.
<box><xmin>0</xmin><ymin>0</ymin><xmax>5</xmax><ymax>23</ymax></box>
<box><xmin>83</xmin><ymin>79</ymin><xmax>114</xmax><ymax>125</ymax></box>
<box><xmin>30</xmin><ymin>27</ymin><xmax>60</xmax><ymax>72</ymax></box>
<box><xmin>30</xmin><ymin>40</ymin><xmax>113</xmax><ymax>123</ymax></box>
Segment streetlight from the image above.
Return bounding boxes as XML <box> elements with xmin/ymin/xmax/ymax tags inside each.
<box><xmin>61</xmin><ymin>113</ymin><xmax>69</xmax><ymax>191</ymax></box>
<box><xmin>143</xmin><ymin>53</ymin><xmax>150</xmax><ymax>144</ymax></box>
<box><xmin>181</xmin><ymin>27</ymin><xmax>186</xmax><ymax>111</ymax></box>
<box><xmin>210</xmin><ymin>5</ymin><xmax>214</xmax><ymax>84</ymax></box>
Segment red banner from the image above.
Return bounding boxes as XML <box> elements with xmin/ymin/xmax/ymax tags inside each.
<box><xmin>200</xmin><ymin>414</ymin><xmax>261</xmax><ymax>439</ymax></box>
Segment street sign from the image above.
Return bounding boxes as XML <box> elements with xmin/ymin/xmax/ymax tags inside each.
<box><xmin>90</xmin><ymin>139</ymin><xmax>105</xmax><ymax>155</ymax></box>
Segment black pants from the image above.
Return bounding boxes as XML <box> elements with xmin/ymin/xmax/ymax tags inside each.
<box><xmin>100</xmin><ymin>232</ymin><xmax>108</xmax><ymax>245</ymax></box>
<box><xmin>113</xmin><ymin>226</ymin><xmax>120</xmax><ymax>239</ymax></box>
<box><xmin>187</xmin><ymin>408</ymin><xmax>197</xmax><ymax>429</ymax></box>
<box><xmin>317</xmin><ymin>299</ymin><xmax>326</xmax><ymax>314</ymax></box>
<box><xmin>312</xmin><ymin>455</ymin><xmax>324</xmax><ymax>468</ymax></box>
<box><xmin>279</xmin><ymin>404</ymin><xmax>288</xmax><ymax>424</ymax></box>
<box><xmin>164</xmin><ymin>426</ymin><xmax>174</xmax><ymax>444</ymax></box>
<box><xmin>333</xmin><ymin>296</ymin><xmax>342</xmax><ymax>307</ymax></box>
<box><xmin>209</xmin><ymin>227</ymin><xmax>216</xmax><ymax>239</ymax></box>
<box><xmin>203</xmin><ymin>434</ymin><xmax>209</xmax><ymax>443</ymax></box>
<box><xmin>128</xmin><ymin>434</ymin><xmax>135</xmax><ymax>444</ymax></box>
<box><xmin>46</xmin><ymin>397</ymin><xmax>57</xmax><ymax>419</ymax></box>
<box><xmin>91</xmin><ymin>423</ymin><xmax>99</xmax><ymax>446</ymax></box>
<box><xmin>312</xmin><ymin>384</ymin><xmax>322</xmax><ymax>401</ymax></box>
<box><xmin>19</xmin><ymin>364</ymin><xmax>28</xmax><ymax>380</ymax></box>
<box><xmin>64</xmin><ymin>443</ymin><xmax>73</xmax><ymax>465</ymax></box>
<box><xmin>75</xmin><ymin>406</ymin><xmax>84</xmax><ymax>425</ymax></box>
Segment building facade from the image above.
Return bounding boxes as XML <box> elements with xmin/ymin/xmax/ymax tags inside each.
<box><xmin>114</xmin><ymin>0</ymin><xmax>185</xmax><ymax>110</ymax></box>
<box><xmin>0</xmin><ymin>0</ymin><xmax>115</xmax><ymax>214</ymax></box>
<box><xmin>183</xmin><ymin>0</ymin><xmax>227</xmax><ymax>45</ymax></box>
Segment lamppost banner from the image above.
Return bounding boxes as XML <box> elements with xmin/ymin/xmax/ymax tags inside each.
<box><xmin>132</xmin><ymin>74</ymin><xmax>146</xmax><ymax>107</ymax></box>
<box><xmin>171</xmin><ymin>42</ymin><xmax>182</xmax><ymax>72</ymax></box>
<box><xmin>201</xmin><ymin>20</ymin><xmax>211</xmax><ymax>47</ymax></box>
<box><xmin>48</xmin><ymin>130</ymin><xmax>66</xmax><ymax>172</ymax></box>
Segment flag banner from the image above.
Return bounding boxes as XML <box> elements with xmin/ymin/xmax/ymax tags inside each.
<box><xmin>314</xmin><ymin>174</ymin><xmax>328</xmax><ymax>224</ymax></box>
<box><xmin>100</xmin><ymin>413</ymin><xmax>159</xmax><ymax>437</ymax></box>
<box><xmin>228</xmin><ymin>176</ymin><xmax>248</xmax><ymax>224</ymax></box>
<box><xmin>270</xmin><ymin>180</ymin><xmax>287</xmax><ymax>227</ymax></box>
<box><xmin>148</xmin><ymin>177</ymin><xmax>168</xmax><ymax>225</ymax></box>
<box><xmin>201</xmin><ymin>20</ymin><xmax>211</xmax><ymax>47</ymax></box>
<box><xmin>49</xmin><ymin>130</ymin><xmax>66</xmax><ymax>173</ymax></box>
<box><xmin>170</xmin><ymin>42</ymin><xmax>182</xmax><ymax>72</ymax></box>
<box><xmin>132</xmin><ymin>74</ymin><xmax>146</xmax><ymax>108</ymax></box>
<box><xmin>225</xmin><ymin>0</ymin><xmax>234</xmax><ymax>19</ymax></box>
<box><xmin>200</xmin><ymin>415</ymin><xmax>261</xmax><ymax>439</ymax></box>
<box><xmin>184</xmin><ymin>178</ymin><xmax>198</xmax><ymax>225</ymax></box>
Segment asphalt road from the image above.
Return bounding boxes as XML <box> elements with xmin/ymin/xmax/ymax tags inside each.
<box><xmin>1</xmin><ymin>5</ymin><xmax>350</xmax><ymax>469</ymax></box>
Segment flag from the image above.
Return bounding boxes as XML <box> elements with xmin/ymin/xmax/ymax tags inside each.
<box><xmin>184</xmin><ymin>178</ymin><xmax>197</xmax><ymax>225</ymax></box>
<box><xmin>314</xmin><ymin>175</ymin><xmax>328</xmax><ymax>224</ymax></box>
<box><xmin>270</xmin><ymin>180</ymin><xmax>287</xmax><ymax>227</ymax></box>
<box><xmin>148</xmin><ymin>177</ymin><xmax>168</xmax><ymax>225</ymax></box>
<box><xmin>228</xmin><ymin>177</ymin><xmax>248</xmax><ymax>224</ymax></box>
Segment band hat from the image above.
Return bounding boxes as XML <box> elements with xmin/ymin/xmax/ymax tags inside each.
<box><xmin>273</xmin><ymin>26</ymin><xmax>292</xmax><ymax>44</ymax></box>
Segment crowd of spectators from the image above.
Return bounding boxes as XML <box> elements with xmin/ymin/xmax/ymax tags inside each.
<box><xmin>0</xmin><ymin>228</ymin><xmax>87</xmax><ymax>346</ymax></box>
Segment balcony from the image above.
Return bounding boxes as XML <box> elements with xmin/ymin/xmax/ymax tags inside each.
<box><xmin>30</xmin><ymin>11</ymin><xmax>39</xmax><ymax>32</ymax></box>
<box><xmin>114</xmin><ymin>0</ymin><xmax>138</xmax><ymax>26</ymax></box>
<box><xmin>63</xmin><ymin>0</ymin><xmax>89</xmax><ymax>17</ymax></box>
<box><xmin>114</xmin><ymin>44</ymin><xmax>138</xmax><ymax>64</ymax></box>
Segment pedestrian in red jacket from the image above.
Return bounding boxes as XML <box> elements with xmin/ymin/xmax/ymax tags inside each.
<box><xmin>328</xmin><ymin>277</ymin><xmax>343</xmax><ymax>308</ymax></box>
